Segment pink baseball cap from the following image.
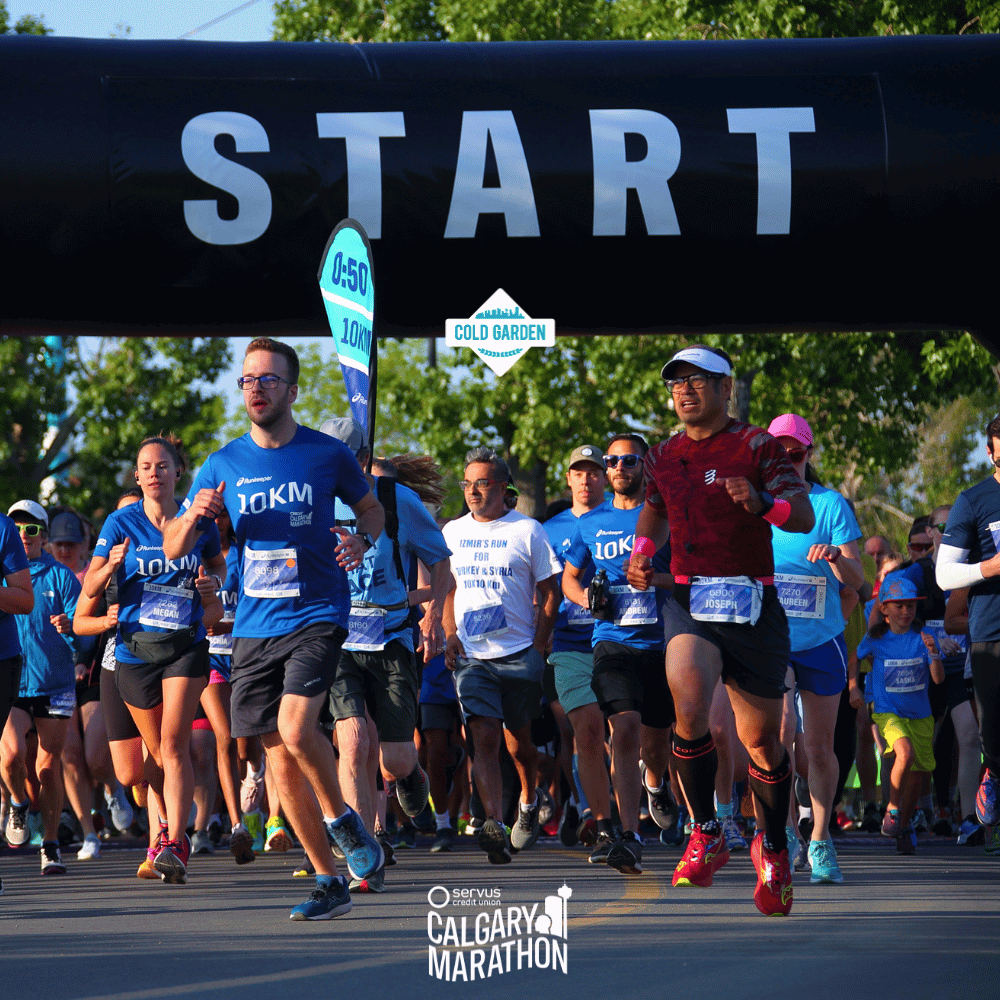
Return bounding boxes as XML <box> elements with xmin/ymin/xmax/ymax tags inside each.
<box><xmin>767</xmin><ymin>413</ymin><xmax>813</xmax><ymax>447</ymax></box>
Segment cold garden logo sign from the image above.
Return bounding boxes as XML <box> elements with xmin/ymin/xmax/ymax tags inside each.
<box><xmin>426</xmin><ymin>882</ymin><xmax>572</xmax><ymax>981</ymax></box>
<box><xmin>446</xmin><ymin>289</ymin><xmax>555</xmax><ymax>376</ymax></box>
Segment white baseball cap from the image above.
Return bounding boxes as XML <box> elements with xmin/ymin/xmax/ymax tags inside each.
<box><xmin>8</xmin><ymin>499</ymin><xmax>48</xmax><ymax>528</ymax></box>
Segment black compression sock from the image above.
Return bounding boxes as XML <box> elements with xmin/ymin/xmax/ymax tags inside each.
<box><xmin>672</xmin><ymin>731</ymin><xmax>718</xmax><ymax>827</ymax></box>
<box><xmin>748</xmin><ymin>752</ymin><xmax>792</xmax><ymax>853</ymax></box>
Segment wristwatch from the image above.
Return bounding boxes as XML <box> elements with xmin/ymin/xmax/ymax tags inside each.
<box><xmin>358</xmin><ymin>532</ymin><xmax>376</xmax><ymax>551</ymax></box>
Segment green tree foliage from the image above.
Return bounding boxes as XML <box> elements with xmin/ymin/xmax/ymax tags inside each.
<box><xmin>272</xmin><ymin>0</ymin><xmax>998</xmax><ymax>42</ymax></box>
<box><xmin>0</xmin><ymin>0</ymin><xmax>51</xmax><ymax>34</ymax></box>
<box><xmin>0</xmin><ymin>338</ymin><xmax>231</xmax><ymax>521</ymax></box>
<box><xmin>272</xmin><ymin>0</ymin><xmax>999</xmax><ymax>516</ymax></box>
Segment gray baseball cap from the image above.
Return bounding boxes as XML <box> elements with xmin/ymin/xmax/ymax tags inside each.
<box><xmin>567</xmin><ymin>445</ymin><xmax>605</xmax><ymax>471</ymax></box>
<box><xmin>320</xmin><ymin>416</ymin><xmax>366</xmax><ymax>454</ymax></box>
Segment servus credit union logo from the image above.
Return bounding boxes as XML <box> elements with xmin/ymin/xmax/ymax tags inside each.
<box><xmin>446</xmin><ymin>289</ymin><xmax>555</xmax><ymax>376</ymax></box>
<box><xmin>426</xmin><ymin>882</ymin><xmax>572</xmax><ymax>981</ymax></box>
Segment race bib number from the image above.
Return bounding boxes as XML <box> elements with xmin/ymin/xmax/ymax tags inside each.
<box><xmin>884</xmin><ymin>656</ymin><xmax>927</xmax><ymax>694</ymax></box>
<box><xmin>463</xmin><ymin>602</ymin><xmax>508</xmax><ymax>640</ymax></box>
<box><xmin>208</xmin><ymin>611</ymin><xmax>235</xmax><ymax>656</ymax></box>
<box><xmin>990</xmin><ymin>520</ymin><xmax>1000</xmax><ymax>552</ymax></box>
<box><xmin>689</xmin><ymin>576</ymin><xmax>763</xmax><ymax>626</ymax></box>
<box><xmin>243</xmin><ymin>547</ymin><xmax>300</xmax><ymax>599</ymax></box>
<box><xmin>566</xmin><ymin>602</ymin><xmax>595</xmax><ymax>627</ymax></box>
<box><xmin>609</xmin><ymin>585</ymin><xmax>658</xmax><ymax>626</ymax></box>
<box><xmin>344</xmin><ymin>607</ymin><xmax>386</xmax><ymax>652</ymax></box>
<box><xmin>775</xmin><ymin>573</ymin><xmax>826</xmax><ymax>620</ymax></box>
<box><xmin>48</xmin><ymin>689</ymin><xmax>76</xmax><ymax>717</ymax></box>
<box><xmin>139</xmin><ymin>583</ymin><xmax>194</xmax><ymax>631</ymax></box>
<box><xmin>923</xmin><ymin>620</ymin><xmax>967</xmax><ymax>657</ymax></box>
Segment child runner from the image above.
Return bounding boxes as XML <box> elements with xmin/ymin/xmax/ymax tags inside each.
<box><xmin>855</xmin><ymin>572</ymin><xmax>944</xmax><ymax>854</ymax></box>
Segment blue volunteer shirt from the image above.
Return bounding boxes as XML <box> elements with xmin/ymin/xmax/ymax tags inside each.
<box><xmin>771</xmin><ymin>484</ymin><xmax>861</xmax><ymax>652</ymax></box>
<box><xmin>186</xmin><ymin>426</ymin><xmax>370</xmax><ymax>639</ymax></box>
<box><xmin>565</xmin><ymin>500</ymin><xmax>671</xmax><ymax>651</ymax></box>
<box><xmin>94</xmin><ymin>500</ymin><xmax>222</xmax><ymax>666</ymax></box>
<box><xmin>0</xmin><ymin>513</ymin><xmax>29</xmax><ymax>660</ymax></box>
<box><xmin>544</xmin><ymin>506</ymin><xmax>596</xmax><ymax>654</ymax></box>
<box><xmin>856</xmin><ymin>628</ymin><xmax>933</xmax><ymax>719</ymax></box>
<box><xmin>941</xmin><ymin>476</ymin><xmax>1000</xmax><ymax>643</ymax></box>
<box><xmin>334</xmin><ymin>477</ymin><xmax>451</xmax><ymax>653</ymax></box>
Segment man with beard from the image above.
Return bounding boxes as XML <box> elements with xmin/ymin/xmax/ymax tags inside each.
<box><xmin>561</xmin><ymin>434</ymin><xmax>675</xmax><ymax>875</ymax></box>
<box><xmin>162</xmin><ymin>338</ymin><xmax>385</xmax><ymax>921</ymax></box>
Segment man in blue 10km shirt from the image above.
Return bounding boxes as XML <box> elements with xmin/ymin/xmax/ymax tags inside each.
<box><xmin>561</xmin><ymin>434</ymin><xmax>675</xmax><ymax>876</ymax></box>
<box><xmin>162</xmin><ymin>338</ymin><xmax>386</xmax><ymax>922</ymax></box>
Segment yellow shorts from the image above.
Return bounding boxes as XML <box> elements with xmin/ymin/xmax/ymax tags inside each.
<box><xmin>872</xmin><ymin>713</ymin><xmax>935</xmax><ymax>773</ymax></box>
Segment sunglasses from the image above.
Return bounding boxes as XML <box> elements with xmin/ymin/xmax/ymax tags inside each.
<box><xmin>907</xmin><ymin>541</ymin><xmax>933</xmax><ymax>553</ymax></box>
<box><xmin>786</xmin><ymin>449</ymin><xmax>809</xmax><ymax>463</ymax></box>
<box><xmin>603</xmin><ymin>454</ymin><xmax>642</xmax><ymax>469</ymax></box>
<box><xmin>931</xmin><ymin>522</ymin><xmax>948</xmax><ymax>533</ymax></box>
<box><xmin>16</xmin><ymin>523</ymin><xmax>44</xmax><ymax>537</ymax></box>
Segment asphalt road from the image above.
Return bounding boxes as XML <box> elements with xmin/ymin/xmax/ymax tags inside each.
<box><xmin>3</xmin><ymin>831</ymin><xmax>995</xmax><ymax>1000</ymax></box>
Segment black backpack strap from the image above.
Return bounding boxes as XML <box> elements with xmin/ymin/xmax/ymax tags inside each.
<box><xmin>376</xmin><ymin>475</ymin><xmax>407</xmax><ymax>584</ymax></box>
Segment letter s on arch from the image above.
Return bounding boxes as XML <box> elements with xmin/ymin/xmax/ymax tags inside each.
<box><xmin>182</xmin><ymin>111</ymin><xmax>272</xmax><ymax>245</ymax></box>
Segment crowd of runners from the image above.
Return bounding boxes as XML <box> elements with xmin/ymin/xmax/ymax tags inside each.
<box><xmin>1</xmin><ymin>338</ymin><xmax>998</xmax><ymax>920</ymax></box>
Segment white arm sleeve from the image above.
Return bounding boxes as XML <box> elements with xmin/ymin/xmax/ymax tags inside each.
<box><xmin>935</xmin><ymin>543</ymin><xmax>985</xmax><ymax>591</ymax></box>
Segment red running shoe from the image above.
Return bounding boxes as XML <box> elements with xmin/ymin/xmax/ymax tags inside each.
<box><xmin>672</xmin><ymin>824</ymin><xmax>730</xmax><ymax>887</ymax></box>
<box><xmin>750</xmin><ymin>833</ymin><xmax>793</xmax><ymax>916</ymax></box>
<box><xmin>154</xmin><ymin>834</ymin><xmax>191</xmax><ymax>885</ymax></box>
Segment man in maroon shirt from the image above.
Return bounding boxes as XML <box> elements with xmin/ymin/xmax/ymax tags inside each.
<box><xmin>627</xmin><ymin>345</ymin><xmax>813</xmax><ymax>916</ymax></box>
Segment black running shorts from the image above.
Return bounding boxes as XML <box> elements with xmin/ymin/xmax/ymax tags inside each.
<box><xmin>664</xmin><ymin>584</ymin><xmax>790</xmax><ymax>699</ymax></box>
<box><xmin>328</xmin><ymin>639</ymin><xmax>419</xmax><ymax>743</ymax></box>
<box><xmin>231</xmin><ymin>623</ymin><xmax>347</xmax><ymax>739</ymax></box>
<box><xmin>592</xmin><ymin>641</ymin><xmax>675</xmax><ymax>728</ymax></box>
<box><xmin>115</xmin><ymin>640</ymin><xmax>209</xmax><ymax>711</ymax></box>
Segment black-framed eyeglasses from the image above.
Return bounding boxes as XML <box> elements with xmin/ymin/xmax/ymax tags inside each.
<box><xmin>237</xmin><ymin>374</ymin><xmax>292</xmax><ymax>391</ymax></box>
<box><xmin>16</xmin><ymin>523</ymin><xmax>43</xmax><ymax>537</ymax></box>
<box><xmin>664</xmin><ymin>373</ymin><xmax>723</xmax><ymax>392</ymax></box>
<box><xmin>603</xmin><ymin>454</ymin><xmax>641</xmax><ymax>469</ymax></box>
<box><xmin>460</xmin><ymin>479</ymin><xmax>503</xmax><ymax>491</ymax></box>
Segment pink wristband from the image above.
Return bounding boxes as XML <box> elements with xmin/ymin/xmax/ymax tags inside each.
<box><xmin>633</xmin><ymin>536</ymin><xmax>657</xmax><ymax>557</ymax></box>
<box><xmin>763</xmin><ymin>498</ymin><xmax>792</xmax><ymax>527</ymax></box>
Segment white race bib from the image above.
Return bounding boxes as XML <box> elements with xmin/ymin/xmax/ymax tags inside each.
<box><xmin>775</xmin><ymin>573</ymin><xmax>826</xmax><ymax>620</ymax></box>
<box><xmin>463</xmin><ymin>600</ymin><xmax>509</xmax><ymax>640</ymax></box>
<box><xmin>344</xmin><ymin>607</ymin><xmax>387</xmax><ymax>652</ymax></box>
<box><xmin>243</xmin><ymin>547</ymin><xmax>300</xmax><ymax>599</ymax></box>
<box><xmin>884</xmin><ymin>656</ymin><xmax>926</xmax><ymax>694</ymax></box>
<box><xmin>208</xmin><ymin>610</ymin><xmax>235</xmax><ymax>656</ymax></box>
<box><xmin>689</xmin><ymin>576</ymin><xmax>763</xmax><ymax>626</ymax></box>
<box><xmin>609</xmin><ymin>585</ymin><xmax>658</xmax><ymax>627</ymax></box>
<box><xmin>138</xmin><ymin>582</ymin><xmax>193</xmax><ymax>631</ymax></box>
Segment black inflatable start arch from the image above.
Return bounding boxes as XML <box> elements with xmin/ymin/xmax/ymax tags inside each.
<box><xmin>1</xmin><ymin>34</ymin><xmax>997</xmax><ymax>350</ymax></box>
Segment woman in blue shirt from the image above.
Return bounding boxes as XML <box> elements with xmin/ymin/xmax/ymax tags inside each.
<box><xmin>84</xmin><ymin>437</ymin><xmax>226</xmax><ymax>884</ymax></box>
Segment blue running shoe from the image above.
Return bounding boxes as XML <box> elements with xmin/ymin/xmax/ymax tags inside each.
<box><xmin>976</xmin><ymin>770</ymin><xmax>1000</xmax><ymax>826</ymax></box>
<box><xmin>326</xmin><ymin>805</ymin><xmax>384</xmax><ymax>880</ymax></box>
<box><xmin>808</xmin><ymin>839</ymin><xmax>843</xmax><ymax>884</ymax></box>
<box><xmin>290</xmin><ymin>874</ymin><xmax>352</xmax><ymax>921</ymax></box>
